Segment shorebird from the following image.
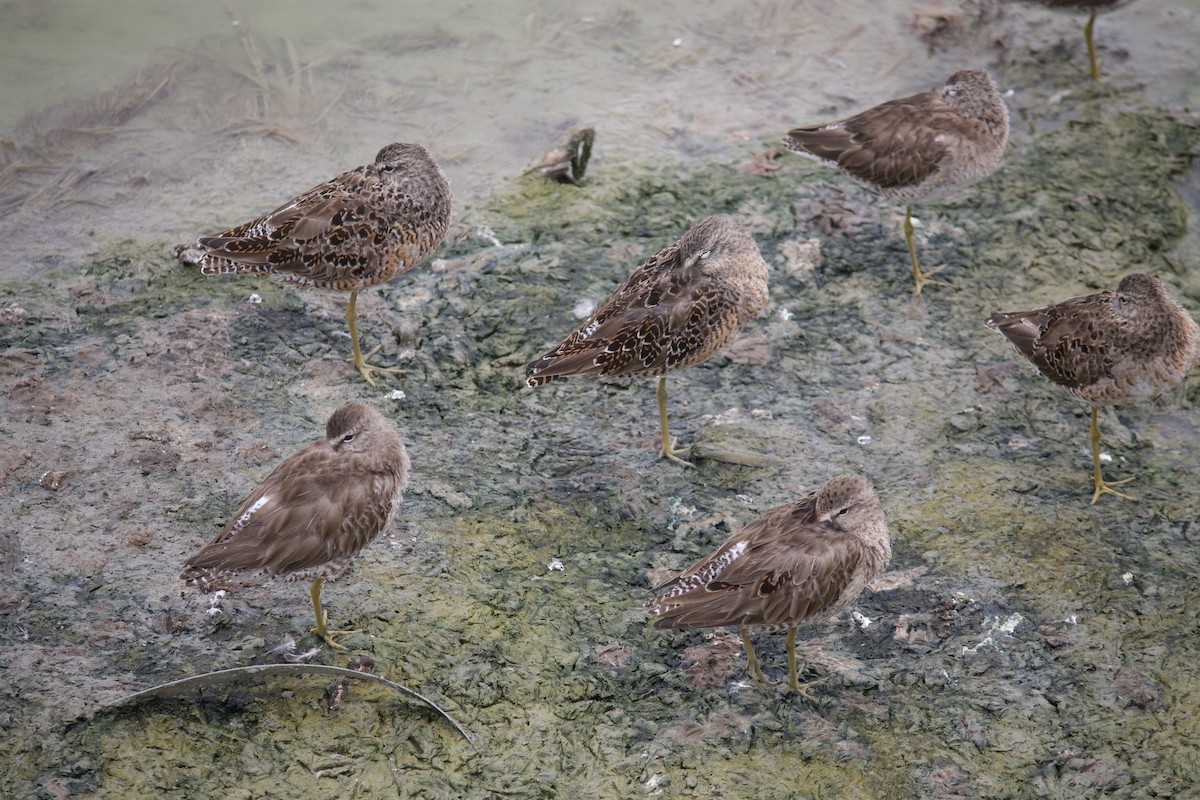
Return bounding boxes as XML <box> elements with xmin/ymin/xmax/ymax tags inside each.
<box><xmin>526</xmin><ymin>215</ymin><xmax>769</xmax><ymax>466</ymax></box>
<box><xmin>176</xmin><ymin>142</ymin><xmax>452</xmax><ymax>385</ymax></box>
<box><xmin>987</xmin><ymin>273</ymin><xmax>1200</xmax><ymax>504</ymax></box>
<box><xmin>181</xmin><ymin>402</ymin><xmax>410</xmax><ymax>649</ymax></box>
<box><xmin>784</xmin><ymin>70</ymin><xmax>1009</xmax><ymax>294</ymax></box>
<box><xmin>646</xmin><ymin>474</ymin><xmax>891</xmax><ymax>694</ymax></box>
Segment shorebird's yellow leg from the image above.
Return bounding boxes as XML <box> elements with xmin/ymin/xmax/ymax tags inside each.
<box><xmin>784</xmin><ymin>626</ymin><xmax>829</xmax><ymax>699</ymax></box>
<box><xmin>904</xmin><ymin>205</ymin><xmax>945</xmax><ymax>295</ymax></box>
<box><xmin>310</xmin><ymin>578</ymin><xmax>356</xmax><ymax>650</ymax></box>
<box><xmin>1088</xmin><ymin>406</ymin><xmax>1135</xmax><ymax>505</ymax></box>
<box><xmin>1084</xmin><ymin>10</ymin><xmax>1101</xmax><ymax>82</ymax></box>
<box><xmin>656</xmin><ymin>376</ymin><xmax>695</xmax><ymax>467</ymax></box>
<box><xmin>740</xmin><ymin>625</ymin><xmax>771</xmax><ymax>686</ymax></box>
<box><xmin>346</xmin><ymin>290</ymin><xmax>402</xmax><ymax>386</ymax></box>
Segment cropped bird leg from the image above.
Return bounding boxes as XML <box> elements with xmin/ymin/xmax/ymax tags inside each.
<box><xmin>1089</xmin><ymin>406</ymin><xmax>1135</xmax><ymax>505</ymax></box>
<box><xmin>740</xmin><ymin>625</ymin><xmax>773</xmax><ymax>686</ymax></box>
<box><xmin>904</xmin><ymin>205</ymin><xmax>945</xmax><ymax>295</ymax></box>
<box><xmin>656</xmin><ymin>377</ymin><xmax>695</xmax><ymax>467</ymax></box>
<box><xmin>310</xmin><ymin>578</ymin><xmax>357</xmax><ymax>650</ymax></box>
<box><xmin>786</xmin><ymin>626</ymin><xmax>828</xmax><ymax>699</ymax></box>
<box><xmin>346</xmin><ymin>291</ymin><xmax>403</xmax><ymax>386</ymax></box>
<box><xmin>1084</xmin><ymin>10</ymin><xmax>1101</xmax><ymax>82</ymax></box>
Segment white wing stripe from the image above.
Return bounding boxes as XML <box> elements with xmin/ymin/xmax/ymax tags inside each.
<box><xmin>232</xmin><ymin>495</ymin><xmax>271</xmax><ymax>535</ymax></box>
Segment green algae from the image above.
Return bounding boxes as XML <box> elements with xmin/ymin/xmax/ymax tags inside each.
<box><xmin>3</xmin><ymin>89</ymin><xmax>1200</xmax><ymax>800</ymax></box>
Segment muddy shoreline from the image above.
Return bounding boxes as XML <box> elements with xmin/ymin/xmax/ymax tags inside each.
<box><xmin>3</xmin><ymin>4</ymin><xmax>1200</xmax><ymax>798</ymax></box>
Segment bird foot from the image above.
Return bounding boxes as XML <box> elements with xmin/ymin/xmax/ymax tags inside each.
<box><xmin>311</xmin><ymin>623</ymin><xmax>359</xmax><ymax>651</ymax></box>
<box><xmin>1089</xmin><ymin>475</ymin><xmax>1135</xmax><ymax>505</ymax></box>
<box><xmin>746</xmin><ymin>671</ymin><xmax>828</xmax><ymax>701</ymax></box>
<box><xmin>349</xmin><ymin>344</ymin><xmax>404</xmax><ymax>387</ymax></box>
<box><xmin>746</xmin><ymin>665</ymin><xmax>778</xmax><ymax>690</ymax></box>
<box><xmin>658</xmin><ymin>437</ymin><xmax>696</xmax><ymax>468</ymax></box>
<box><xmin>788</xmin><ymin>674</ymin><xmax>831</xmax><ymax>701</ymax></box>
<box><xmin>311</xmin><ymin>607</ymin><xmax>358</xmax><ymax>650</ymax></box>
<box><xmin>912</xmin><ymin>266</ymin><xmax>949</xmax><ymax>296</ymax></box>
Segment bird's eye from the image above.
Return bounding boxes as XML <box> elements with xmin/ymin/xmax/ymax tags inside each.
<box><xmin>838</xmin><ymin>507</ymin><xmax>850</xmax><ymax>516</ymax></box>
<box><xmin>342</xmin><ymin>433</ymin><xmax>356</xmax><ymax>443</ymax></box>
<box><xmin>698</xmin><ymin>249</ymin><xmax>711</xmax><ymax>260</ymax></box>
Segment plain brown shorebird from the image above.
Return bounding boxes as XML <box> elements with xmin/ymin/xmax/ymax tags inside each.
<box><xmin>784</xmin><ymin>69</ymin><xmax>1009</xmax><ymax>294</ymax></box>
<box><xmin>525</xmin><ymin>215</ymin><xmax>769</xmax><ymax>466</ymax></box>
<box><xmin>987</xmin><ymin>273</ymin><xmax>1200</xmax><ymax>504</ymax></box>
<box><xmin>645</xmin><ymin>474</ymin><xmax>891</xmax><ymax>694</ymax></box>
<box><xmin>181</xmin><ymin>402</ymin><xmax>410</xmax><ymax>649</ymax></box>
<box><xmin>176</xmin><ymin>142</ymin><xmax>452</xmax><ymax>385</ymax></box>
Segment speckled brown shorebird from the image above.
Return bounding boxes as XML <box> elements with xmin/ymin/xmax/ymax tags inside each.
<box><xmin>176</xmin><ymin>142</ymin><xmax>452</xmax><ymax>386</ymax></box>
<box><xmin>1010</xmin><ymin>1</ymin><xmax>1134</xmax><ymax>80</ymax></box>
<box><xmin>645</xmin><ymin>474</ymin><xmax>890</xmax><ymax>694</ymax></box>
<box><xmin>783</xmin><ymin>69</ymin><xmax>1009</xmax><ymax>294</ymax></box>
<box><xmin>181</xmin><ymin>402</ymin><xmax>410</xmax><ymax>649</ymax></box>
<box><xmin>987</xmin><ymin>273</ymin><xmax>1200</xmax><ymax>504</ymax></box>
<box><xmin>525</xmin><ymin>215</ymin><xmax>770</xmax><ymax>466</ymax></box>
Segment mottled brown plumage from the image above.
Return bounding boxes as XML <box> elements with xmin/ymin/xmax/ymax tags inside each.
<box><xmin>646</xmin><ymin>474</ymin><xmax>891</xmax><ymax>693</ymax></box>
<box><xmin>177</xmin><ymin>142</ymin><xmax>452</xmax><ymax>385</ymax></box>
<box><xmin>784</xmin><ymin>69</ymin><xmax>1009</xmax><ymax>294</ymax></box>
<box><xmin>525</xmin><ymin>215</ymin><xmax>770</xmax><ymax>465</ymax></box>
<box><xmin>987</xmin><ymin>273</ymin><xmax>1200</xmax><ymax>504</ymax></box>
<box><xmin>181</xmin><ymin>402</ymin><xmax>410</xmax><ymax>648</ymax></box>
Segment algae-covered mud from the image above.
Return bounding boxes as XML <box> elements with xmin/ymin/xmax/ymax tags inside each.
<box><xmin>3</xmin><ymin>2</ymin><xmax>1200</xmax><ymax>799</ymax></box>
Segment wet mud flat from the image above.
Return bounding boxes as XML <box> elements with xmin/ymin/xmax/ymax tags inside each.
<box><xmin>4</xmin><ymin>64</ymin><xmax>1200</xmax><ymax>800</ymax></box>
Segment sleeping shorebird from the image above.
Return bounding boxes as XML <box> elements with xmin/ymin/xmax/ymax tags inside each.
<box><xmin>646</xmin><ymin>474</ymin><xmax>891</xmax><ymax>694</ymax></box>
<box><xmin>526</xmin><ymin>215</ymin><xmax>769</xmax><ymax>466</ymax></box>
<box><xmin>987</xmin><ymin>273</ymin><xmax>1200</xmax><ymax>504</ymax></box>
<box><xmin>181</xmin><ymin>403</ymin><xmax>410</xmax><ymax>649</ymax></box>
<box><xmin>176</xmin><ymin>142</ymin><xmax>452</xmax><ymax>385</ymax></box>
<box><xmin>784</xmin><ymin>70</ymin><xmax>1009</xmax><ymax>294</ymax></box>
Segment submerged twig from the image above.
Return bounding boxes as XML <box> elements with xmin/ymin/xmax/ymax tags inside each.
<box><xmin>97</xmin><ymin>663</ymin><xmax>472</xmax><ymax>741</ymax></box>
<box><xmin>219</xmin><ymin>120</ymin><xmax>315</xmax><ymax>145</ymax></box>
<box><xmin>220</xmin><ymin>20</ymin><xmax>320</xmax><ymax>119</ymax></box>
<box><xmin>0</xmin><ymin>60</ymin><xmax>177</xmax><ymax>216</ymax></box>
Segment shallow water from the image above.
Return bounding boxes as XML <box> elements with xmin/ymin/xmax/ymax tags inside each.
<box><xmin>0</xmin><ymin>0</ymin><xmax>1193</xmax><ymax>277</ymax></box>
<box><xmin>2</xmin><ymin>1</ymin><xmax>1200</xmax><ymax>798</ymax></box>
